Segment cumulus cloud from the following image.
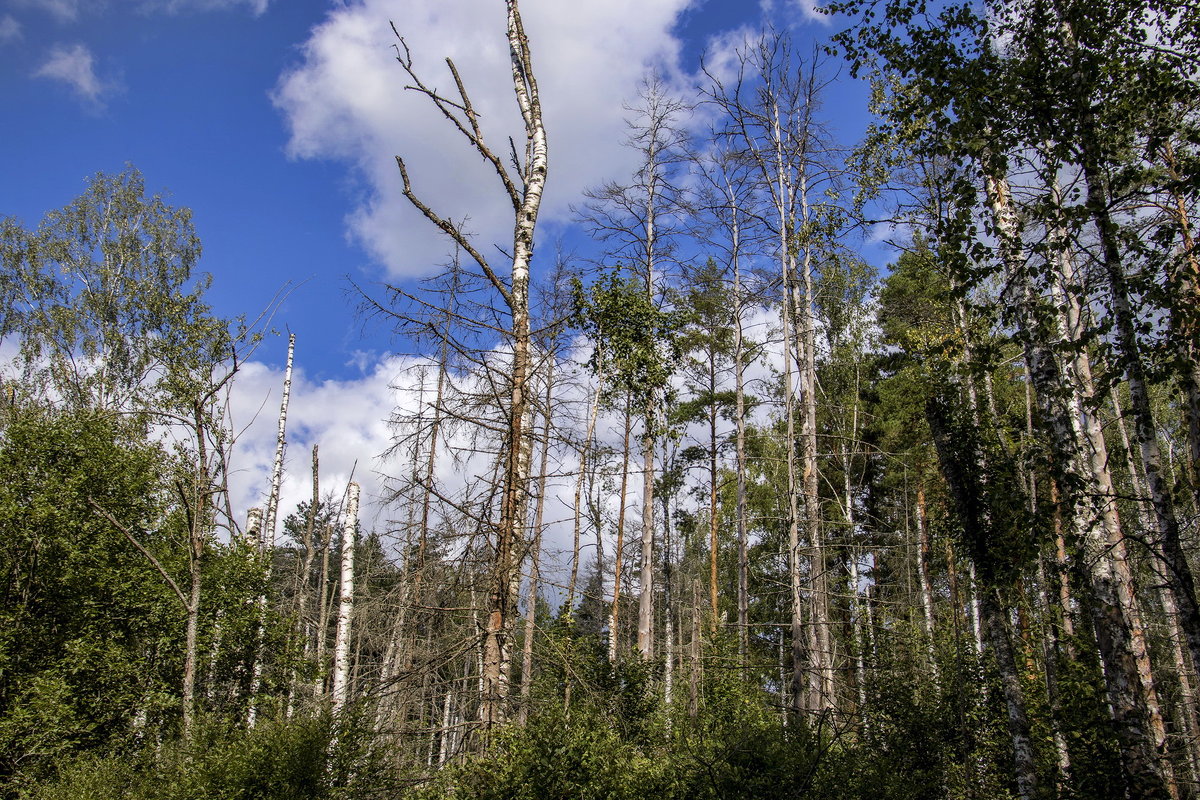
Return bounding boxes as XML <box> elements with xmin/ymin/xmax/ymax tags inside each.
<box><xmin>227</xmin><ymin>350</ymin><xmax>517</xmax><ymax>542</ymax></box>
<box><xmin>273</xmin><ymin>0</ymin><xmax>696</xmax><ymax>280</ymax></box>
<box><xmin>788</xmin><ymin>0</ymin><xmax>831</xmax><ymax>24</ymax></box>
<box><xmin>227</xmin><ymin>354</ymin><xmax>410</xmax><ymax>536</ymax></box>
<box><xmin>139</xmin><ymin>0</ymin><xmax>270</xmax><ymax>15</ymax></box>
<box><xmin>0</xmin><ymin>16</ymin><xmax>22</xmax><ymax>42</ymax></box>
<box><xmin>33</xmin><ymin>43</ymin><xmax>113</xmax><ymax>108</ymax></box>
<box><xmin>16</xmin><ymin>0</ymin><xmax>81</xmax><ymax>22</ymax></box>
<box><xmin>224</xmin><ymin>341</ymin><xmax>613</xmax><ymax>583</ymax></box>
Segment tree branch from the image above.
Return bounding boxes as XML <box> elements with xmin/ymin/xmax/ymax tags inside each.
<box><xmin>89</xmin><ymin>497</ymin><xmax>191</xmax><ymax>611</ymax></box>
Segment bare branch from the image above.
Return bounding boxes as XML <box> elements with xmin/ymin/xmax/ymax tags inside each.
<box><xmin>395</xmin><ymin>157</ymin><xmax>513</xmax><ymax>306</ymax></box>
<box><xmin>89</xmin><ymin>497</ymin><xmax>191</xmax><ymax>611</ymax></box>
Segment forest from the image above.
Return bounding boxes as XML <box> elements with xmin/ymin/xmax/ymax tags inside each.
<box><xmin>1</xmin><ymin>0</ymin><xmax>1199</xmax><ymax>797</ymax></box>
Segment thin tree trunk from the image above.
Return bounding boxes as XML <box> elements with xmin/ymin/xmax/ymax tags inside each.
<box><xmin>314</xmin><ymin>513</ymin><xmax>334</xmax><ymax>696</ymax></box>
<box><xmin>733</xmin><ymin>245</ymin><xmax>750</xmax><ymax>673</ymax></box>
<box><xmin>247</xmin><ymin>337</ymin><xmax>296</xmax><ymax>727</ymax></box>
<box><xmin>708</xmin><ymin>391</ymin><xmax>720</xmax><ymax>628</ymax></box>
<box><xmin>782</xmin><ymin>263</ymin><xmax>805</xmax><ymax>713</ymax></box>
<box><xmin>438</xmin><ymin>688</ymin><xmax>453</xmax><ymax>766</ymax></box>
<box><xmin>569</xmin><ymin>379</ymin><xmax>601</xmax><ymax>610</ymax></box>
<box><xmin>518</xmin><ymin>359</ymin><xmax>554</xmax><ymax>724</ymax></box>
<box><xmin>798</xmin><ymin>172</ymin><xmax>833</xmax><ymax>714</ymax></box>
<box><xmin>263</xmin><ymin>332</ymin><xmax>295</xmax><ymax>548</ymax></box>
<box><xmin>916</xmin><ymin>483</ymin><xmax>938</xmax><ymax>670</ymax></box>
<box><xmin>663</xmin><ymin>459</ymin><xmax>675</xmax><ymax>711</ymax></box>
<box><xmin>183</xmin><ymin>402</ymin><xmax>211</xmax><ymax>738</ymax></box>
<box><xmin>183</xmin><ymin>515</ymin><xmax>202</xmax><ymax>738</ymax></box>
<box><xmin>610</xmin><ymin>400</ymin><xmax>633</xmax><ymax>663</ymax></box>
<box><xmin>478</xmin><ymin>0</ymin><xmax>547</xmax><ymax>728</ymax></box>
<box><xmin>980</xmin><ymin>586</ymin><xmax>1041</xmax><ymax>800</ymax></box>
<box><xmin>289</xmin><ymin>445</ymin><xmax>320</xmax><ymax>709</ymax></box>
<box><xmin>637</xmin><ymin>423</ymin><xmax>655</xmax><ymax>659</ymax></box>
<box><xmin>331</xmin><ymin>482</ymin><xmax>359</xmax><ymax>715</ymax></box>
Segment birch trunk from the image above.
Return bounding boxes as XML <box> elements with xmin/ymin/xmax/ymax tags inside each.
<box><xmin>986</xmin><ymin>164</ymin><xmax>1171</xmax><ymax>798</ymax></box>
<box><xmin>782</xmin><ymin>262</ymin><xmax>806</xmax><ymax>713</ymax></box>
<box><xmin>518</xmin><ymin>358</ymin><xmax>554</xmax><ymax>724</ymax></box>
<box><xmin>331</xmin><ymin>482</ymin><xmax>360</xmax><ymax>715</ymax></box>
<box><xmin>244</xmin><ymin>507</ymin><xmax>263</xmax><ymax>546</ymax></box>
<box><xmin>797</xmin><ymin>172</ymin><xmax>833</xmax><ymax>714</ymax></box>
<box><xmin>480</xmin><ymin>0</ymin><xmax>547</xmax><ymax>728</ymax></box>
<box><xmin>247</xmin><ymin>336</ymin><xmax>296</xmax><ymax>727</ymax></box>
<box><xmin>296</xmin><ymin>447</ymin><xmax>319</xmax><ymax>656</ymax></box>
<box><xmin>1114</xmin><ymin>392</ymin><xmax>1200</xmax><ymax>785</ymax></box>
<box><xmin>263</xmin><ymin>332</ymin><xmax>295</xmax><ymax>549</ymax></box>
<box><xmin>288</xmin><ymin>445</ymin><xmax>320</xmax><ymax>713</ymax></box>
<box><xmin>393</xmin><ymin>0</ymin><xmax>546</xmax><ymax>728</ymax></box>
<box><xmin>915</xmin><ymin>484</ymin><xmax>938</xmax><ymax>669</ymax></box>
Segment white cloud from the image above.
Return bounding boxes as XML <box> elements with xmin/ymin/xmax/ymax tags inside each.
<box><xmin>139</xmin><ymin>0</ymin><xmax>270</xmax><ymax>16</ymax></box>
<box><xmin>789</xmin><ymin>0</ymin><xmax>831</xmax><ymax>24</ymax></box>
<box><xmin>227</xmin><ymin>354</ymin><xmax>409</xmax><ymax>536</ymax></box>
<box><xmin>16</xmin><ymin>0</ymin><xmax>81</xmax><ymax>22</ymax></box>
<box><xmin>273</xmin><ymin>0</ymin><xmax>696</xmax><ymax>280</ymax></box>
<box><xmin>225</xmin><ymin>342</ymin><xmax>606</xmax><ymax>582</ymax></box>
<box><xmin>0</xmin><ymin>15</ymin><xmax>22</xmax><ymax>42</ymax></box>
<box><xmin>33</xmin><ymin>43</ymin><xmax>113</xmax><ymax>108</ymax></box>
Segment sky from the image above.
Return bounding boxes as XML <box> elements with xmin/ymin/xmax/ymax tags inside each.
<box><xmin>0</xmin><ymin>0</ymin><xmax>880</xmax><ymax>548</ymax></box>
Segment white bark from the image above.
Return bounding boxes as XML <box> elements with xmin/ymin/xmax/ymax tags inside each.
<box><xmin>331</xmin><ymin>482</ymin><xmax>360</xmax><ymax>715</ymax></box>
<box><xmin>263</xmin><ymin>332</ymin><xmax>295</xmax><ymax>551</ymax></box>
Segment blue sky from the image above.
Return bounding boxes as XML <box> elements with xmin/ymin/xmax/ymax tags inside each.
<box><xmin>0</xmin><ymin>0</ymin><xmax>879</xmax><ymax>530</ymax></box>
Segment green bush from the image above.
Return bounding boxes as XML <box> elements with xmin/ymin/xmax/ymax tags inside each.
<box><xmin>17</xmin><ymin>713</ymin><xmax>376</xmax><ymax>800</ymax></box>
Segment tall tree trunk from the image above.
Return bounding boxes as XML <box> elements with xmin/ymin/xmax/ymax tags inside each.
<box><xmin>732</xmin><ymin>238</ymin><xmax>750</xmax><ymax>673</ymax></box>
<box><xmin>980</xmin><ymin>586</ymin><xmax>1041</xmax><ymax>800</ymax></box>
<box><xmin>289</xmin><ymin>444</ymin><xmax>321</xmax><ymax>712</ymax></box>
<box><xmin>798</xmin><ymin>174</ymin><xmax>833</xmax><ymax>714</ymax></box>
<box><xmin>478</xmin><ymin>0</ymin><xmax>547</xmax><ymax>728</ymax></box>
<box><xmin>709</xmin><ymin>385</ymin><xmax>720</xmax><ymax>628</ymax></box>
<box><xmin>782</xmin><ymin>258</ymin><xmax>806</xmax><ymax>713</ymax></box>
<box><xmin>662</xmin><ymin>447</ymin><xmax>675</xmax><ymax>711</ymax></box>
<box><xmin>248</xmin><ymin>336</ymin><xmax>296</xmax><ymax>727</ymax></box>
<box><xmin>569</xmin><ymin>379</ymin><xmax>601</xmax><ymax>610</ymax></box>
<box><xmin>518</xmin><ymin>358</ymin><xmax>554</xmax><ymax>724</ymax></box>
<box><xmin>263</xmin><ymin>332</ymin><xmax>295</xmax><ymax>549</ymax></box>
<box><xmin>916</xmin><ymin>483</ymin><xmax>938</xmax><ymax>671</ymax></box>
<box><xmin>315</xmin><ymin>512</ymin><xmax>334</xmax><ymax>696</ymax></box>
<box><xmin>610</xmin><ymin>400</ymin><xmax>633</xmax><ymax>663</ymax></box>
<box><xmin>330</xmin><ymin>482</ymin><xmax>359</xmax><ymax>715</ymax></box>
<box><xmin>986</xmin><ymin>163</ymin><xmax>1171</xmax><ymax>799</ymax></box>
<box><xmin>637</xmin><ymin>424</ymin><xmax>655</xmax><ymax>659</ymax></box>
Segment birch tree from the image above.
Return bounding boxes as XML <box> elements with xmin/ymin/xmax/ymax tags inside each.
<box><xmin>391</xmin><ymin>0</ymin><xmax>547</xmax><ymax>727</ymax></box>
<box><xmin>331</xmin><ymin>482</ymin><xmax>360</xmax><ymax>715</ymax></box>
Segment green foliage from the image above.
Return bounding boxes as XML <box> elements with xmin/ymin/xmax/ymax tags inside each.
<box><xmin>570</xmin><ymin>269</ymin><xmax>681</xmax><ymax>411</ymax></box>
<box><xmin>0</xmin><ymin>408</ymin><xmax>177</xmax><ymax>785</ymax></box>
<box><xmin>18</xmin><ymin>713</ymin><xmax>370</xmax><ymax>800</ymax></box>
<box><xmin>0</xmin><ymin>167</ymin><xmax>226</xmax><ymax>414</ymax></box>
